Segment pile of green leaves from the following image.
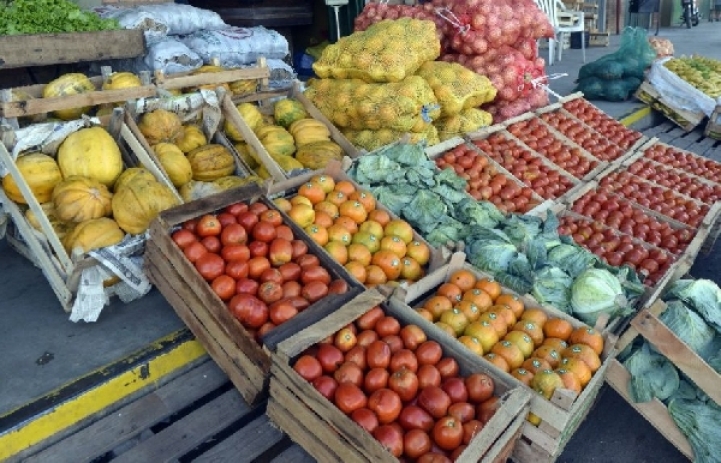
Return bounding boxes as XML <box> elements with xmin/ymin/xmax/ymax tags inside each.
<box><xmin>348</xmin><ymin>142</ymin><xmax>505</xmax><ymax>249</ymax></box>
<box><xmin>0</xmin><ymin>0</ymin><xmax>120</xmax><ymax>35</ymax></box>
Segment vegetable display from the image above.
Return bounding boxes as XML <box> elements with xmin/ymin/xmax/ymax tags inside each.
<box><xmin>539</xmin><ymin>110</ymin><xmax>628</xmax><ymax>162</ymax></box>
<box><xmin>663</xmin><ymin>56</ymin><xmax>721</xmax><ymax>98</ymax></box>
<box><xmin>627</xmin><ymin>153</ymin><xmax>721</xmax><ymax>203</ymax></box>
<box><xmin>292</xmin><ymin>304</ymin><xmax>502</xmax><ymax>460</ymax></box>
<box><xmin>0</xmin><ymin>0</ymin><xmax>119</xmax><ymax>35</ymax></box>
<box><xmin>562</xmin><ymin>99</ymin><xmax>643</xmax><ymax>151</ymax></box>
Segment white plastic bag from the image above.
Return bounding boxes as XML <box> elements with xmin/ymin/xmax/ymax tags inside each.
<box><xmin>142</xmin><ymin>36</ymin><xmax>204</xmax><ymax>75</ymax></box>
<box><xmin>265</xmin><ymin>58</ymin><xmax>296</xmax><ymax>89</ymax></box>
<box><xmin>182</xmin><ymin>26</ymin><xmax>289</xmax><ymax>67</ymax></box>
<box><xmin>648</xmin><ymin>57</ymin><xmax>719</xmax><ymax>116</ymax></box>
<box><xmin>94</xmin><ymin>3</ymin><xmax>227</xmax><ymax>38</ymax></box>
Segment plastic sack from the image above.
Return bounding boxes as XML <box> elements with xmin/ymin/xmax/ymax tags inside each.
<box><xmin>576</xmin><ymin>76</ymin><xmax>642</xmax><ymax>102</ymax></box>
<box><xmin>266</xmin><ymin>59</ymin><xmax>296</xmax><ymax>90</ymax></box>
<box><xmin>141</xmin><ymin>36</ymin><xmax>203</xmax><ymax>75</ymax></box>
<box><xmin>649</xmin><ymin>56</ymin><xmax>721</xmax><ymax>116</ymax></box>
<box><xmin>578</xmin><ymin>27</ymin><xmax>656</xmax><ymax>82</ymax></box>
<box><xmin>648</xmin><ymin>37</ymin><xmax>674</xmax><ymax>58</ymax></box>
<box><xmin>434</xmin><ymin>108</ymin><xmax>493</xmax><ymax>141</ymax></box>
<box><xmin>415</xmin><ymin>61</ymin><xmax>496</xmax><ymax>117</ymax></box>
<box><xmin>342</xmin><ymin>125</ymin><xmax>440</xmax><ymax>151</ymax></box>
<box><xmin>94</xmin><ymin>4</ymin><xmax>226</xmax><ymax>38</ymax></box>
<box><xmin>182</xmin><ymin>26</ymin><xmax>289</xmax><ymax>67</ymax></box>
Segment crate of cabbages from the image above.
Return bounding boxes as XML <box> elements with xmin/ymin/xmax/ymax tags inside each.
<box><xmin>0</xmin><ymin>109</ymin><xmax>180</xmax><ymax>320</ymax></box>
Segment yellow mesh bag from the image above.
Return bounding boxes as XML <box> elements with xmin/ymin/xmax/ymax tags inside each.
<box><xmin>342</xmin><ymin>124</ymin><xmax>439</xmax><ymax>152</ymax></box>
<box><xmin>305</xmin><ymin>76</ymin><xmax>440</xmax><ymax>133</ymax></box>
<box><xmin>312</xmin><ymin>18</ymin><xmax>441</xmax><ymax>83</ymax></box>
<box><xmin>416</xmin><ymin>61</ymin><xmax>497</xmax><ymax>117</ymax></box>
<box><xmin>434</xmin><ymin>108</ymin><xmax>493</xmax><ymax>141</ymax></box>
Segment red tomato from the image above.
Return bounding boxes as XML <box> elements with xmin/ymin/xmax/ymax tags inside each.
<box><xmin>400</xmin><ymin>325</ymin><xmax>427</xmax><ymax>351</ymax></box>
<box><xmin>417</xmin><ymin>364</ymin><xmax>442</xmax><ymax>389</ymax></box>
<box><xmin>328</xmin><ymin>279</ymin><xmax>349</xmax><ymax>295</ymax></box>
<box><xmin>334</xmin><ymin>361</ymin><xmax>364</xmax><ymax>387</ymax></box>
<box><xmin>296</xmin><ymin>254</ymin><xmax>320</xmax><ymax>269</ymax></box>
<box><xmin>294</xmin><ymin>354</ymin><xmax>323</xmax><ymax>381</ymax></box>
<box><xmin>228</xmin><ymin>293</ymin><xmax>268</xmax><ymax>329</ymax></box>
<box><xmin>260</xmin><ymin>268</ymin><xmax>284</xmax><ymax>284</ymax></box>
<box><xmin>258</xmin><ymin>281</ymin><xmax>283</xmax><ymax>304</ymax></box>
<box><xmin>344</xmin><ymin>345</ymin><xmax>367</xmax><ymax>370</ymax></box>
<box><xmin>398</xmin><ymin>404</ymin><xmax>434</xmax><ymax>432</ymax></box>
<box><xmin>390</xmin><ymin>349</ymin><xmax>418</xmax><ymax>373</ymax></box>
<box><xmin>451</xmin><ymin>444</ymin><xmax>468</xmax><ymax>461</ymax></box>
<box><xmin>235</xmin><ymin>277</ymin><xmax>259</xmax><ymax>295</ymax></box>
<box><xmin>285</xmin><ymin>296</ymin><xmax>310</xmax><ymax>311</ymax></box>
<box><xmin>312</xmin><ymin>375</ymin><xmax>338</xmax><ymax>401</ymax></box>
<box><xmin>433</xmin><ymin>416</ymin><xmax>463</xmax><ymax>451</ymax></box>
<box><xmin>477</xmin><ymin>397</ymin><xmax>499</xmax><ymax>424</ymax></box>
<box><xmin>269</xmin><ymin>238</ymin><xmax>293</xmax><ymax>267</ymax></box>
<box><xmin>382</xmin><ymin>335</ymin><xmax>404</xmax><ymax>354</ymax></box>
<box><xmin>388</xmin><ymin>367</ymin><xmax>419</xmax><ymax>402</ymax></box>
<box><xmin>224</xmin><ymin>202</ymin><xmax>248</xmax><ymax>217</ymax></box>
<box><xmin>404</xmin><ymin>429</ymin><xmax>432</xmax><ymax>459</ymax></box>
<box><xmin>351</xmin><ymin>408</ymin><xmax>379</xmax><ymax>434</ymax></box>
<box><xmin>300</xmin><ymin>265</ymin><xmax>331</xmax><ymax>285</ymax></box>
<box><xmin>417</xmin><ymin>386</ymin><xmax>451</xmax><ymax>419</ymax></box>
<box><xmin>247</xmin><ymin>257</ymin><xmax>271</xmax><ymax>279</ymax></box>
<box><xmin>269</xmin><ymin>300</ymin><xmax>298</xmax><ymax>325</ymax></box>
<box><xmin>259</xmin><ymin>209</ymin><xmax>283</xmax><ymax>226</ymax></box>
<box><xmin>416</xmin><ymin>341</ymin><xmax>443</xmax><ymax>366</ymax></box>
<box><xmin>375</xmin><ymin>316</ymin><xmax>401</xmax><ymax>337</ymax></box>
<box><xmin>256</xmin><ymin>322</ymin><xmax>275</xmax><ymax>342</ymax></box>
<box><xmin>249</xmin><ymin>202</ymin><xmax>269</xmax><ymax>215</ymax></box>
<box><xmin>465</xmin><ymin>373</ymin><xmax>495</xmax><ymax>404</ymax></box>
<box><xmin>221</xmin><ymin>244</ymin><xmax>250</xmax><ymax>262</ymax></box>
<box><xmin>196</xmin><ymin>214</ymin><xmax>221</xmax><ymax>237</ymax></box>
<box><xmin>171</xmin><ymin>229</ymin><xmax>196</xmax><ymax>249</ymax></box>
<box><xmin>372</xmin><ymin>425</ymin><xmax>403</xmax><ymax>458</ymax></box>
<box><xmin>278</xmin><ymin>262</ymin><xmax>301</xmax><ymax>282</ymax></box>
<box><xmin>195</xmin><ymin>253</ymin><xmax>225</xmax><ymax>281</ymax></box>
<box><xmin>357</xmin><ymin>330</ymin><xmax>379</xmax><ymax>348</ymax></box>
<box><xmin>275</xmin><ymin>224</ymin><xmax>294</xmax><ymax>242</ymax></box>
<box><xmin>220</xmin><ymin>223</ymin><xmax>248</xmax><ymax>246</ymax></box>
<box><xmin>182</xmin><ymin>218</ymin><xmax>198</xmax><ymax>234</ymax></box>
<box><xmin>417</xmin><ymin>453</ymin><xmax>451</xmax><ymax>463</ymax></box>
<box><xmin>301</xmin><ymin>281</ymin><xmax>329</xmax><ymax>303</ymax></box>
<box><xmin>368</xmin><ymin>388</ymin><xmax>402</xmax><ymax>424</ymax></box>
<box><xmin>317</xmin><ymin>343</ymin><xmax>345</xmax><ymax>373</ymax></box>
<box><xmin>252</xmin><ymin>221</ymin><xmax>277</xmax><ymax>243</ymax></box>
<box><xmin>437</xmin><ymin>358</ymin><xmax>459</xmax><ymax>380</ymax></box>
<box><xmin>357</xmin><ymin>306</ymin><xmax>384</xmax><ymax>331</ymax></box>
<box><xmin>248</xmin><ymin>241</ymin><xmax>268</xmax><ymax>258</ymax></box>
<box><xmin>183</xmin><ymin>241</ymin><xmax>208</xmax><ymax>263</ymax></box>
<box><xmin>211</xmin><ymin>275</ymin><xmax>236</xmax><ymax>301</ymax></box>
<box><xmin>334</xmin><ymin>383</ymin><xmax>367</xmax><ymax>414</ymax></box>
<box><xmin>364</xmin><ymin>367</ymin><xmax>390</xmax><ymax>394</ymax></box>
<box><xmin>291</xmin><ymin>240</ymin><xmax>309</xmax><ymax>260</ymax></box>
<box><xmin>217</xmin><ymin>212</ymin><xmax>237</xmax><ymax>227</ymax></box>
<box><xmin>366</xmin><ymin>340</ymin><xmax>392</xmax><ymax>369</ymax></box>
<box><xmin>282</xmin><ymin>280</ymin><xmax>302</xmax><ymax>298</ymax></box>
<box><xmin>442</xmin><ymin>377</ymin><xmax>469</xmax><ymax>404</ymax></box>
<box><xmin>237</xmin><ymin>211</ymin><xmax>259</xmax><ymax>232</ymax></box>
<box><xmin>448</xmin><ymin>402</ymin><xmax>476</xmax><ymax>424</ymax></box>
<box><xmin>200</xmin><ymin>236</ymin><xmax>221</xmax><ymax>253</ymax></box>
<box><xmin>462</xmin><ymin>420</ymin><xmax>484</xmax><ymax>445</ymax></box>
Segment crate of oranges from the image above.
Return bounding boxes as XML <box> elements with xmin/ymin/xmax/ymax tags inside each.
<box><xmin>267</xmin><ymin>287</ymin><xmax>533</xmax><ymax>462</ymax></box>
<box><xmin>267</xmin><ymin>161</ymin><xmax>449</xmax><ymax>289</ymax></box>
<box><xmin>393</xmin><ymin>252</ymin><xmax>618</xmax><ymax>463</ymax></box>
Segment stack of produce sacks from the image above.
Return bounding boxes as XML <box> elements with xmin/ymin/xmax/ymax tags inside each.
<box><xmin>354</xmin><ymin>0</ymin><xmax>554</xmax><ymax>123</ymax></box>
<box><xmin>306</xmin><ymin>18</ymin><xmax>496</xmax><ymax>150</ymax></box>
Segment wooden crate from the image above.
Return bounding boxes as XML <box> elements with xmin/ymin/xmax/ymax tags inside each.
<box><xmin>588</xmin><ymin>31</ymin><xmax>610</xmax><ymax>47</ymax></box>
<box><xmin>703</xmin><ymin>104</ymin><xmax>721</xmax><ymax>140</ymax></box>
<box><xmin>145</xmin><ymin>183</ymin><xmax>364</xmax><ymax>405</ymax></box>
<box><xmin>267</xmin><ymin>288</ymin><xmax>532</xmax><ymax>463</ymax></box>
<box><xmin>635</xmin><ymin>82</ymin><xmax>705</xmax><ymax>132</ymax></box>
<box><xmin>396</xmin><ymin>253</ymin><xmax>617</xmax><ymax>462</ymax></box>
<box><xmin>154</xmin><ymin>57</ymin><xmax>270</xmax><ymax>96</ymax></box>
<box><xmin>0</xmin><ymin>109</ymin><xmax>176</xmax><ymax>312</ymax></box>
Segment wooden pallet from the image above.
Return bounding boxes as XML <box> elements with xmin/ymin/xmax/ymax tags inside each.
<box><xmin>145</xmin><ymin>183</ymin><xmax>364</xmax><ymax>405</ymax></box>
<box><xmin>268</xmin><ymin>288</ymin><xmax>531</xmax><ymax>463</ymax></box>
<box><xmin>635</xmin><ymin>82</ymin><xmax>705</xmax><ymax>132</ymax></box>
<box><xmin>588</xmin><ymin>31</ymin><xmax>610</xmax><ymax>47</ymax></box>
<box><xmin>395</xmin><ymin>253</ymin><xmax>617</xmax><ymax>462</ymax></box>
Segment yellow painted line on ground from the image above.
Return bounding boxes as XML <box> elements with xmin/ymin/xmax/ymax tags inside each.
<box><xmin>0</xmin><ymin>337</ymin><xmax>206</xmax><ymax>461</ymax></box>
<box><xmin>620</xmin><ymin>105</ymin><xmax>651</xmax><ymax>127</ymax></box>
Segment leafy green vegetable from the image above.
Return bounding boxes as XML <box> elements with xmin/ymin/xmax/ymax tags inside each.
<box><xmin>0</xmin><ymin>0</ymin><xmax>119</xmax><ymax>34</ymax></box>
<box><xmin>495</xmin><ymin>272</ymin><xmax>533</xmax><ymax>294</ymax></box>
<box><xmin>623</xmin><ymin>342</ymin><xmax>679</xmax><ymax>403</ymax></box>
<box><xmin>454</xmin><ymin>198</ymin><xmax>501</xmax><ymax>229</ymax></box>
<box><xmin>665</xmin><ymin>279</ymin><xmax>721</xmax><ymax>333</ymax></box>
<box><xmin>571</xmin><ymin>268</ymin><xmax>630</xmax><ymax>325</ymax></box>
<box><xmin>354</xmin><ymin>155</ymin><xmax>402</xmax><ymax>184</ymax></box>
<box><xmin>435</xmin><ymin>167</ymin><xmax>468</xmax><ymax>191</ymax></box>
<box><xmin>503</xmin><ymin>214</ymin><xmax>542</xmax><ymax>248</ymax></box>
<box><xmin>370</xmin><ymin>186</ymin><xmax>413</xmax><ymax>216</ymax></box>
<box><xmin>468</xmin><ymin>241</ymin><xmax>518</xmax><ymax>273</ymax></box>
<box><xmin>525</xmin><ymin>238</ymin><xmax>548</xmax><ymax>271</ymax></box>
<box><xmin>547</xmin><ymin>244</ymin><xmax>596</xmax><ymax>279</ymax></box>
<box><xmin>668</xmin><ymin>396</ymin><xmax>721</xmax><ymax>463</ymax></box>
<box><xmin>405</xmin><ymin>190</ymin><xmax>447</xmax><ymax>231</ymax></box>
<box><xmin>659</xmin><ymin>300</ymin><xmax>716</xmax><ymax>356</ymax></box>
<box><xmin>531</xmin><ymin>267</ymin><xmax>574</xmax><ymax>313</ymax></box>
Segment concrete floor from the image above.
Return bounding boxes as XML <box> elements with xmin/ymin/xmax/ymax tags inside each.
<box><xmin>3</xmin><ymin>21</ymin><xmax>721</xmax><ymax>461</ymax></box>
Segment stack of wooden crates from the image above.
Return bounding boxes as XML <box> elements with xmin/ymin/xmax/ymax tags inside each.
<box><xmin>562</xmin><ymin>0</ymin><xmax>611</xmax><ymax>47</ymax></box>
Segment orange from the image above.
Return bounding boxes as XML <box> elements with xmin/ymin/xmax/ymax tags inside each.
<box><xmin>415</xmin><ymin>308</ymin><xmax>433</xmax><ymax>322</ymax></box>
<box><xmin>365</xmin><ymin>265</ymin><xmax>388</xmax><ymax>286</ymax></box>
<box><xmin>313</xmin><ymin>211</ymin><xmax>334</xmax><ymax>229</ymax></box>
<box><xmin>314</xmin><ymin>201</ymin><xmax>339</xmax><ymax>219</ymax></box>
<box><xmin>532</xmin><ymin>345</ymin><xmax>561</xmax><ymax>369</ymax></box>
<box><xmin>327</xmin><ymin>224</ymin><xmax>352</xmax><ymax>245</ymax></box>
<box><xmin>383</xmin><ymin>220</ymin><xmax>414</xmax><ymax>244</ymax></box>
<box><xmin>522</xmin><ymin>357</ymin><xmax>552</xmax><ymax>375</ymax></box>
<box><xmin>542</xmin><ymin>337</ymin><xmax>569</xmax><ymax>352</ymax></box>
<box><xmin>400</xmin><ymin>257</ymin><xmax>423</xmax><ymax>281</ymax></box>
<box><xmin>543</xmin><ymin>318</ymin><xmax>574</xmax><ymax>341</ymax></box>
<box><xmin>440</xmin><ymin>308</ymin><xmax>469</xmax><ymax>336</ymax></box>
<box><xmin>458</xmin><ymin>336</ymin><xmax>484</xmax><ymax>355</ymax></box>
<box><xmin>406</xmin><ymin>240</ymin><xmax>430</xmax><ymax>266</ymax></box>
<box><xmin>358</xmin><ymin>220</ymin><xmax>385</xmax><ymax>240</ymax></box>
<box><xmin>339</xmin><ymin>200</ymin><xmax>368</xmax><ymax>224</ymax></box>
<box><xmin>561</xmin><ymin>344</ymin><xmax>601</xmax><ymax>373</ymax></box>
<box><xmin>475</xmin><ymin>278</ymin><xmax>502</xmax><ymax>301</ymax></box>
<box><xmin>462</xmin><ymin>289</ymin><xmax>493</xmax><ymax>310</ymax></box>
<box><xmin>464</xmin><ymin>321</ymin><xmax>500</xmax><ymax>354</ymax></box>
<box><xmin>455</xmin><ymin>300</ymin><xmax>481</xmax><ymax>323</ymax></box>
<box><xmin>490</xmin><ymin>305</ymin><xmax>517</xmax><ymax>328</ymax></box>
<box><xmin>349</xmin><ymin>190</ymin><xmax>376</xmax><ymax>212</ymax></box>
<box><xmin>310</xmin><ymin>174</ymin><xmax>335</xmax><ymax>194</ymax></box>
<box><xmin>435</xmin><ymin>322</ymin><xmax>457</xmax><ymax>338</ymax></box>
<box><xmin>449</xmin><ymin>269</ymin><xmax>477</xmax><ymax>292</ymax></box>
<box><xmin>334</xmin><ymin>216</ymin><xmax>359</xmax><ymax>234</ymax></box>
<box><xmin>530</xmin><ymin>370</ymin><xmax>564</xmax><ymax>399</ymax></box>
<box><xmin>372</xmin><ymin>250</ymin><xmax>402</xmax><ymax>280</ymax></box>
<box><xmin>512</xmin><ymin>320</ymin><xmax>544</xmax><ymax>347</ymax></box>
<box><xmin>503</xmin><ymin>330</ymin><xmax>535</xmax><ymax>358</ymax></box>
<box><xmin>344</xmin><ymin>261</ymin><xmax>367</xmax><ymax>283</ymax></box>
<box><xmin>495</xmin><ymin>294</ymin><xmax>524</xmax><ymax>318</ymax></box>
<box><xmin>273</xmin><ymin>197</ymin><xmax>292</xmax><ymax>213</ymax></box>
<box><xmin>559</xmin><ymin>357</ymin><xmax>592</xmax><ymax>387</ymax></box>
<box><xmin>304</xmin><ymin>225</ymin><xmax>329</xmax><ymax>246</ymax></box>
<box><xmin>555</xmin><ymin>368</ymin><xmax>583</xmax><ymax>395</ymax></box>
<box><xmin>478</xmin><ymin>311</ymin><xmax>508</xmax><ymax>338</ymax></box>
<box><xmin>297</xmin><ymin>182</ymin><xmax>325</xmax><ymax>204</ymax></box>
<box><xmin>324</xmin><ymin>241</ymin><xmax>348</xmax><ymax>265</ymax></box>
<box><xmin>287</xmin><ymin>204</ymin><xmax>315</xmax><ymax>228</ymax></box>
<box><xmin>290</xmin><ymin>195</ymin><xmax>312</xmax><ymax>207</ymax></box>
<box><xmin>511</xmin><ymin>368</ymin><xmax>534</xmax><ymax>386</ymax></box>
<box><xmin>483</xmin><ymin>353</ymin><xmax>510</xmax><ymax>373</ymax></box>
<box><xmin>334</xmin><ymin>180</ymin><xmax>356</xmax><ymax>196</ymax></box>
<box><xmin>423</xmin><ymin>295</ymin><xmax>453</xmax><ymax>320</ymax></box>
<box><xmin>351</xmin><ymin>231</ymin><xmax>380</xmax><ymax>253</ymax></box>
<box><xmin>368</xmin><ymin>209</ymin><xmax>391</xmax><ymax>227</ymax></box>
<box><xmin>520</xmin><ymin>308</ymin><xmax>548</xmax><ymax>329</ymax></box>
<box><xmin>491</xmin><ymin>340</ymin><xmax>525</xmax><ymax>369</ymax></box>
<box><xmin>327</xmin><ymin>191</ymin><xmax>348</xmax><ymax>207</ymax></box>
<box><xmin>568</xmin><ymin>327</ymin><xmax>605</xmax><ymax>356</ymax></box>
<box><xmin>379</xmin><ymin>235</ymin><xmax>407</xmax><ymax>258</ymax></box>
<box><xmin>436</xmin><ymin>283</ymin><xmax>463</xmax><ymax>303</ymax></box>
<box><xmin>347</xmin><ymin>243</ymin><xmax>372</xmax><ymax>266</ymax></box>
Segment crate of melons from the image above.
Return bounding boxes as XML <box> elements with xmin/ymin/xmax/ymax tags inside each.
<box><xmin>394</xmin><ymin>252</ymin><xmax>617</xmax><ymax>463</ymax></box>
<box><xmin>219</xmin><ymin>83</ymin><xmax>361</xmax><ymax>183</ymax></box>
<box><xmin>267</xmin><ymin>161</ymin><xmax>448</xmax><ymax>289</ymax></box>
<box><xmin>267</xmin><ymin>287</ymin><xmax>532</xmax><ymax>462</ymax></box>
<box><xmin>145</xmin><ymin>183</ymin><xmax>364</xmax><ymax>406</ymax></box>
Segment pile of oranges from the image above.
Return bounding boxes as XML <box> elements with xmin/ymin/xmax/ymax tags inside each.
<box><xmin>414</xmin><ymin>268</ymin><xmax>605</xmax><ymax>422</ymax></box>
<box><xmin>274</xmin><ymin>175</ymin><xmax>432</xmax><ymax>287</ymax></box>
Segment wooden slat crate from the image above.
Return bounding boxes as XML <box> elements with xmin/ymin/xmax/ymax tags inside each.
<box><xmin>0</xmin><ymin>109</ymin><xmax>177</xmax><ymax>312</ymax></box>
<box><xmin>588</xmin><ymin>32</ymin><xmax>610</xmax><ymax>47</ymax></box>
<box><xmin>145</xmin><ymin>183</ymin><xmax>364</xmax><ymax>405</ymax></box>
<box><xmin>395</xmin><ymin>253</ymin><xmax>618</xmax><ymax>463</ymax></box>
<box><xmin>635</xmin><ymin>81</ymin><xmax>705</xmax><ymax>132</ymax></box>
<box><xmin>267</xmin><ymin>288</ymin><xmax>532</xmax><ymax>463</ymax></box>
<box><xmin>154</xmin><ymin>57</ymin><xmax>270</xmax><ymax>96</ymax></box>
<box><xmin>703</xmin><ymin>104</ymin><xmax>721</xmax><ymax>140</ymax></box>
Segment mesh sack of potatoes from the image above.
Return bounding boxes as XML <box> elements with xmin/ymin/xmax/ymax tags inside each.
<box><xmin>434</xmin><ymin>108</ymin><xmax>493</xmax><ymax>141</ymax></box>
<box><xmin>312</xmin><ymin>18</ymin><xmax>441</xmax><ymax>83</ymax></box>
<box><xmin>304</xmin><ymin>76</ymin><xmax>440</xmax><ymax>132</ymax></box>
<box><xmin>342</xmin><ymin>124</ymin><xmax>439</xmax><ymax>151</ymax></box>
<box><xmin>416</xmin><ymin>61</ymin><xmax>497</xmax><ymax>117</ymax></box>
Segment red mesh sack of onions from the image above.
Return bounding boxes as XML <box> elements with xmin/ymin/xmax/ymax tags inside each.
<box><xmin>482</xmin><ymin>87</ymin><xmax>550</xmax><ymax>123</ymax></box>
<box><xmin>353</xmin><ymin>3</ymin><xmax>447</xmax><ymax>43</ymax></box>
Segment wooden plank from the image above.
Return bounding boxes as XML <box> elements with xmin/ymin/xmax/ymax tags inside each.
<box><xmin>155</xmin><ymin>65</ymin><xmax>270</xmax><ymax>92</ymax></box>
<box><xmin>193</xmin><ymin>415</ymin><xmax>285</xmax><ymax>463</ymax></box>
<box><xmin>111</xmin><ymin>390</ymin><xmax>253</xmax><ymax>463</ymax></box>
<box><xmin>270</xmin><ymin>444</ymin><xmax>315</xmax><ymax>463</ymax></box>
<box><xmin>22</xmin><ymin>361</ymin><xmax>227</xmax><ymax>463</ymax></box>
<box><xmin>0</xmin><ymin>30</ymin><xmax>145</xmax><ymax>69</ymax></box>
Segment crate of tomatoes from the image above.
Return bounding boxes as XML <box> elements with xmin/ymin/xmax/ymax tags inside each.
<box><xmin>267</xmin><ymin>288</ymin><xmax>532</xmax><ymax>462</ymax></box>
<box><xmin>145</xmin><ymin>183</ymin><xmax>364</xmax><ymax>405</ymax></box>
<box><xmin>394</xmin><ymin>252</ymin><xmax>617</xmax><ymax>463</ymax></box>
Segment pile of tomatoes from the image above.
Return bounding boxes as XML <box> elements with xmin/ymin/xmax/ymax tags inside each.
<box><xmin>563</xmin><ymin>98</ymin><xmax>643</xmax><ymax>150</ymax></box>
<box><xmin>570</xmin><ymin>190</ymin><xmax>693</xmax><ymax>257</ymax></box>
<box><xmin>643</xmin><ymin>143</ymin><xmax>721</xmax><ymax>184</ymax></box>
<box><xmin>434</xmin><ymin>144</ymin><xmax>540</xmax><ymax>214</ymax></box>
<box><xmin>171</xmin><ymin>200</ymin><xmax>350</xmax><ymax>344</ymax></box>
<box><xmin>293</xmin><ymin>305</ymin><xmax>501</xmax><ymax>461</ymax></box>
<box><xmin>626</xmin><ymin>159</ymin><xmax>721</xmax><ymax>205</ymax></box>
<box><xmin>539</xmin><ymin>111</ymin><xmax>626</xmax><ymax>162</ymax></box>
<box><xmin>599</xmin><ymin>172</ymin><xmax>709</xmax><ymax>227</ymax></box>
<box><xmin>557</xmin><ymin>215</ymin><xmax>673</xmax><ymax>286</ymax></box>
<box><xmin>413</xmin><ymin>269</ymin><xmax>604</xmax><ymax>418</ymax></box>
<box><xmin>472</xmin><ymin>134</ymin><xmax>576</xmax><ymax>200</ymax></box>
<box><xmin>506</xmin><ymin>118</ymin><xmax>599</xmax><ymax>180</ymax></box>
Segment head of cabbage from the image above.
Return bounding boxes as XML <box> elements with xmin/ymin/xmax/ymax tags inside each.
<box><xmin>571</xmin><ymin>268</ymin><xmax>629</xmax><ymax>326</ymax></box>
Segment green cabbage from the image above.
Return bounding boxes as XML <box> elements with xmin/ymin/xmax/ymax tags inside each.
<box><xmin>623</xmin><ymin>342</ymin><xmax>679</xmax><ymax>402</ymax></box>
<box><xmin>659</xmin><ymin>300</ymin><xmax>715</xmax><ymax>356</ymax></box>
<box><xmin>547</xmin><ymin>243</ymin><xmax>596</xmax><ymax>279</ymax></box>
<box><xmin>668</xmin><ymin>397</ymin><xmax>721</xmax><ymax>463</ymax></box>
<box><xmin>666</xmin><ymin>279</ymin><xmax>721</xmax><ymax>333</ymax></box>
<box><xmin>531</xmin><ymin>267</ymin><xmax>573</xmax><ymax>313</ymax></box>
<box><xmin>468</xmin><ymin>241</ymin><xmax>518</xmax><ymax>273</ymax></box>
<box><xmin>571</xmin><ymin>268</ymin><xmax>629</xmax><ymax>325</ymax></box>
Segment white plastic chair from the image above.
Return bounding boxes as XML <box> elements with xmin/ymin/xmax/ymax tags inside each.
<box><xmin>534</xmin><ymin>0</ymin><xmax>586</xmax><ymax>65</ymax></box>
